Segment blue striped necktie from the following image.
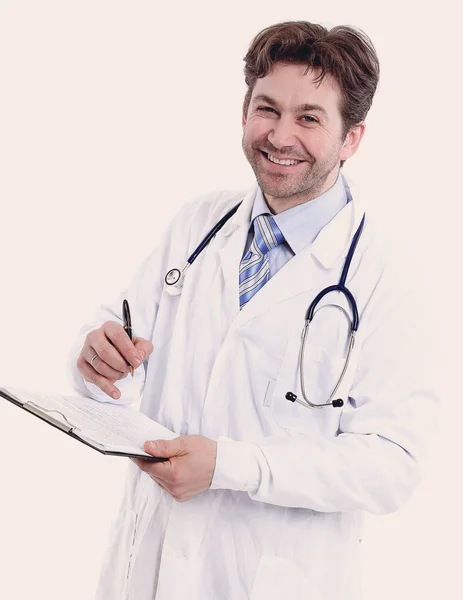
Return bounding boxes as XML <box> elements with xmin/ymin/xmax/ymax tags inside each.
<box><xmin>239</xmin><ymin>214</ymin><xmax>285</xmax><ymax>309</ymax></box>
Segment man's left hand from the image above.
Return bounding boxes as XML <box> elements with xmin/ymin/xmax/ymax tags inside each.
<box><xmin>131</xmin><ymin>435</ymin><xmax>217</xmax><ymax>502</ymax></box>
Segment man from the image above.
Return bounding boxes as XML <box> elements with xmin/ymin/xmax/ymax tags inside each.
<box><xmin>70</xmin><ymin>21</ymin><xmax>439</xmax><ymax>600</ymax></box>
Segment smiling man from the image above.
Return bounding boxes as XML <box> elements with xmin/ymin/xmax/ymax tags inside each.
<box><xmin>71</xmin><ymin>21</ymin><xmax>439</xmax><ymax>600</ymax></box>
<box><xmin>242</xmin><ymin>64</ymin><xmax>363</xmax><ymax>212</ymax></box>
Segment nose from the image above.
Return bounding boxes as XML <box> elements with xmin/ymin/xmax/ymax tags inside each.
<box><xmin>267</xmin><ymin>115</ymin><xmax>298</xmax><ymax>149</ymax></box>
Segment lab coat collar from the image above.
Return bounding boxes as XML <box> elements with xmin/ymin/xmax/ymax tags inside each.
<box><xmin>253</xmin><ymin>172</ymin><xmax>348</xmax><ymax>255</ymax></box>
<box><xmin>218</xmin><ymin>176</ymin><xmax>367</xmax><ymax>330</ymax></box>
<box><xmin>311</xmin><ymin>176</ymin><xmax>366</xmax><ymax>269</ymax></box>
<box><xmin>221</xmin><ymin>185</ymin><xmax>257</xmax><ymax>237</ymax></box>
<box><xmin>221</xmin><ymin>176</ymin><xmax>366</xmax><ymax>270</ymax></box>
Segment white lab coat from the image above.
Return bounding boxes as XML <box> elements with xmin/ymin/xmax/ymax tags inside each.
<box><xmin>69</xmin><ymin>181</ymin><xmax>439</xmax><ymax>600</ymax></box>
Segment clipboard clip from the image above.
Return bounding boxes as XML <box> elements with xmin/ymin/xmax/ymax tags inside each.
<box><xmin>24</xmin><ymin>401</ymin><xmax>75</xmax><ymax>434</ymax></box>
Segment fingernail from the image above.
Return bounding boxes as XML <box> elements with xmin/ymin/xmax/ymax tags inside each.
<box><xmin>133</xmin><ymin>356</ymin><xmax>141</xmax><ymax>367</ymax></box>
<box><xmin>138</xmin><ymin>351</ymin><xmax>145</xmax><ymax>361</ymax></box>
<box><xmin>112</xmin><ymin>391</ymin><xmax>119</xmax><ymax>399</ymax></box>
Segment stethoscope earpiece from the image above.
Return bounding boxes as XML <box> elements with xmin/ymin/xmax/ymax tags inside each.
<box><xmin>286</xmin><ymin>391</ymin><xmax>344</xmax><ymax>408</ymax></box>
<box><xmin>285</xmin><ymin>392</ymin><xmax>297</xmax><ymax>403</ymax></box>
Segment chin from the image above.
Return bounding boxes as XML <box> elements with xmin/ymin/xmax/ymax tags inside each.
<box><xmin>257</xmin><ymin>175</ymin><xmax>306</xmax><ymax>198</ymax></box>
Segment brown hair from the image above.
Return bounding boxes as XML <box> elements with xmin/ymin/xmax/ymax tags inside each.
<box><xmin>243</xmin><ymin>21</ymin><xmax>380</xmax><ymax>144</ymax></box>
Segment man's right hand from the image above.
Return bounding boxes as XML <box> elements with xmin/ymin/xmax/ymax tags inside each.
<box><xmin>77</xmin><ymin>321</ymin><xmax>154</xmax><ymax>399</ymax></box>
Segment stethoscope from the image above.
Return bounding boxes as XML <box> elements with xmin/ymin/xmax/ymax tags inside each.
<box><xmin>165</xmin><ymin>200</ymin><xmax>365</xmax><ymax>410</ymax></box>
<box><xmin>165</xmin><ymin>203</ymin><xmax>242</xmax><ymax>288</ymax></box>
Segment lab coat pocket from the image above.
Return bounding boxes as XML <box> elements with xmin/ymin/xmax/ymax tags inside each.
<box><xmin>96</xmin><ymin>507</ymin><xmax>137</xmax><ymax>600</ymax></box>
<box><xmin>249</xmin><ymin>555</ymin><xmax>322</xmax><ymax>600</ymax></box>
<box><xmin>268</xmin><ymin>338</ymin><xmax>347</xmax><ymax>436</ymax></box>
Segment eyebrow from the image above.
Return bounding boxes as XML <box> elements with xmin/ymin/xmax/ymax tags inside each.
<box><xmin>252</xmin><ymin>94</ymin><xmax>328</xmax><ymax>118</ymax></box>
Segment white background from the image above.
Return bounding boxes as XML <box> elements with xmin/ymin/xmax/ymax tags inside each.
<box><xmin>0</xmin><ymin>1</ymin><xmax>461</xmax><ymax>598</ymax></box>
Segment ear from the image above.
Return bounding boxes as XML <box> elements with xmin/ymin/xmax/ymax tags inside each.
<box><xmin>339</xmin><ymin>123</ymin><xmax>365</xmax><ymax>162</ymax></box>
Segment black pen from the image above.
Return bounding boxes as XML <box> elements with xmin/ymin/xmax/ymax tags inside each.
<box><xmin>122</xmin><ymin>299</ymin><xmax>134</xmax><ymax>376</ymax></box>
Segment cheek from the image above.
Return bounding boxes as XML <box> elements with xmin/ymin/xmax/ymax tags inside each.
<box><xmin>243</xmin><ymin>119</ymin><xmax>270</xmax><ymax>144</ymax></box>
<box><xmin>302</xmin><ymin>130</ymin><xmax>335</xmax><ymax>156</ymax></box>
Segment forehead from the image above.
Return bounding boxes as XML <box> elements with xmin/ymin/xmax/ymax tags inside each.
<box><xmin>251</xmin><ymin>62</ymin><xmax>341</xmax><ymax>112</ymax></box>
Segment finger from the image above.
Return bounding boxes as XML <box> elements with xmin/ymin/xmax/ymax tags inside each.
<box><xmin>77</xmin><ymin>355</ymin><xmax>121</xmax><ymax>399</ymax></box>
<box><xmin>144</xmin><ymin>438</ymin><xmax>186</xmax><ymax>458</ymax></box>
<box><xmin>87</xmin><ymin>325</ymin><xmax>132</xmax><ymax>373</ymax></box>
<box><xmin>133</xmin><ymin>338</ymin><xmax>154</xmax><ymax>363</ymax></box>
<box><xmin>104</xmin><ymin>322</ymin><xmax>143</xmax><ymax>369</ymax></box>
<box><xmin>85</xmin><ymin>346</ymin><xmax>129</xmax><ymax>381</ymax></box>
<box><xmin>131</xmin><ymin>457</ymin><xmax>172</xmax><ymax>482</ymax></box>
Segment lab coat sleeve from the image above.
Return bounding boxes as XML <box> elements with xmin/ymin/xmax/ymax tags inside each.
<box><xmin>67</xmin><ymin>201</ymin><xmax>197</xmax><ymax>405</ymax></box>
<box><xmin>211</xmin><ymin>249</ymin><xmax>441</xmax><ymax>515</ymax></box>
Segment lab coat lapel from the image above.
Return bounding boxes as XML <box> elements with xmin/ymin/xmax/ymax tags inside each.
<box><xmin>228</xmin><ymin>185</ymin><xmax>366</xmax><ymax>331</ymax></box>
<box><xmin>214</xmin><ymin>186</ymin><xmax>256</xmax><ymax>320</ymax></box>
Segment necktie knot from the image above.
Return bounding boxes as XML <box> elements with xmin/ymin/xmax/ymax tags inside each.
<box><xmin>251</xmin><ymin>214</ymin><xmax>285</xmax><ymax>257</ymax></box>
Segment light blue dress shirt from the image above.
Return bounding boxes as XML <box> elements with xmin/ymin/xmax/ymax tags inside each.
<box><xmin>243</xmin><ymin>171</ymin><xmax>349</xmax><ymax>277</ymax></box>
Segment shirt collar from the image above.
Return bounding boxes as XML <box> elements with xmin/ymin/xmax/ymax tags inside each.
<box><xmin>251</xmin><ymin>171</ymin><xmax>348</xmax><ymax>254</ymax></box>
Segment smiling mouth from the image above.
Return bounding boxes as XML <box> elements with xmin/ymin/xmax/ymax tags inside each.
<box><xmin>261</xmin><ymin>151</ymin><xmax>304</xmax><ymax>167</ymax></box>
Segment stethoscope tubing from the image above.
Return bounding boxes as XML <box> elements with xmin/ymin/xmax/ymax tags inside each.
<box><xmin>305</xmin><ymin>214</ymin><xmax>365</xmax><ymax>330</ymax></box>
<box><xmin>306</xmin><ymin>284</ymin><xmax>359</xmax><ymax>331</ymax></box>
<box><xmin>164</xmin><ymin>195</ymin><xmax>366</xmax><ymax>410</ymax></box>
<box><xmin>186</xmin><ymin>203</ymin><xmax>241</xmax><ymax>265</ymax></box>
<box><xmin>165</xmin><ymin>202</ymin><xmax>242</xmax><ymax>287</ymax></box>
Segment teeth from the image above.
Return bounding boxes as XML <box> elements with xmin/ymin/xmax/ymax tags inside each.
<box><xmin>268</xmin><ymin>154</ymin><xmax>301</xmax><ymax>166</ymax></box>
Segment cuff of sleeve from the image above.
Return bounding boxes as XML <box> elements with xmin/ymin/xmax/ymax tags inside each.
<box><xmin>210</xmin><ymin>436</ymin><xmax>259</xmax><ymax>493</ymax></box>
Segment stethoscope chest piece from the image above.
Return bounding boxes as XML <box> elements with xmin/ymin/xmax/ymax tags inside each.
<box><xmin>164</xmin><ymin>264</ymin><xmax>191</xmax><ymax>296</ymax></box>
<box><xmin>165</xmin><ymin>268</ymin><xmax>182</xmax><ymax>286</ymax></box>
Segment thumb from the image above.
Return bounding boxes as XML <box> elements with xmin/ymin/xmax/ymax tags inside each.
<box><xmin>133</xmin><ymin>337</ymin><xmax>154</xmax><ymax>361</ymax></box>
<box><xmin>144</xmin><ymin>437</ymin><xmax>186</xmax><ymax>458</ymax></box>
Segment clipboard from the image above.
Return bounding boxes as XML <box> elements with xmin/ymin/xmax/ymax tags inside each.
<box><xmin>0</xmin><ymin>386</ymin><xmax>173</xmax><ymax>461</ymax></box>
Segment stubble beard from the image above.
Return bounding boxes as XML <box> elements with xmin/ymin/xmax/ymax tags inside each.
<box><xmin>242</xmin><ymin>138</ymin><xmax>342</xmax><ymax>204</ymax></box>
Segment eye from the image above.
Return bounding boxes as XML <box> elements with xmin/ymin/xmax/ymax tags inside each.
<box><xmin>301</xmin><ymin>115</ymin><xmax>318</xmax><ymax>124</ymax></box>
<box><xmin>257</xmin><ymin>106</ymin><xmax>277</xmax><ymax>113</ymax></box>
